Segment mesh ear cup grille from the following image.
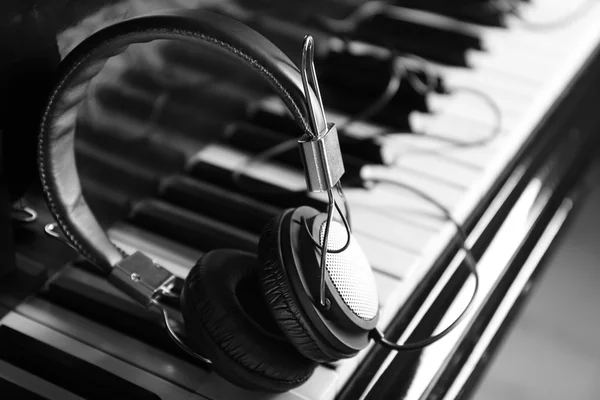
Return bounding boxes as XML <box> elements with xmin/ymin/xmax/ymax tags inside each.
<box><xmin>319</xmin><ymin>222</ymin><xmax>379</xmax><ymax>321</ymax></box>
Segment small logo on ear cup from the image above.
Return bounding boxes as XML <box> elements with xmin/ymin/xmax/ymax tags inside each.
<box><xmin>318</xmin><ymin>221</ymin><xmax>379</xmax><ymax>321</ymax></box>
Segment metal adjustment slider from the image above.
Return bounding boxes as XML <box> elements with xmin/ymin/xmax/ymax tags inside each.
<box><xmin>108</xmin><ymin>251</ymin><xmax>175</xmax><ymax>308</ymax></box>
<box><xmin>298</xmin><ymin>35</ymin><xmax>345</xmax><ymax>193</ymax></box>
<box><xmin>109</xmin><ymin>252</ymin><xmax>211</xmax><ymax>364</ymax></box>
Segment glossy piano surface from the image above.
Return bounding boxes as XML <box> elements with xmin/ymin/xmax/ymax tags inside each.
<box><xmin>2</xmin><ymin>0</ymin><xmax>600</xmax><ymax>399</ymax></box>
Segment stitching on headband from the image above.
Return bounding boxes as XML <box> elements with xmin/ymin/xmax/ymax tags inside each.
<box><xmin>38</xmin><ymin>27</ymin><xmax>313</xmax><ymax>270</ymax></box>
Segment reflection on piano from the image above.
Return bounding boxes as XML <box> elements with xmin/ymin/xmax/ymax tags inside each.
<box><xmin>2</xmin><ymin>0</ymin><xmax>600</xmax><ymax>398</ymax></box>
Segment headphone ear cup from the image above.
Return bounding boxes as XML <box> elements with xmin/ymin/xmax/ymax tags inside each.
<box><xmin>180</xmin><ymin>249</ymin><xmax>317</xmax><ymax>393</ymax></box>
<box><xmin>258</xmin><ymin>214</ymin><xmax>350</xmax><ymax>363</ymax></box>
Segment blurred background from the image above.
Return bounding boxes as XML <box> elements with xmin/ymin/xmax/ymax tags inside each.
<box><xmin>475</xmin><ymin>184</ymin><xmax>600</xmax><ymax>400</ymax></box>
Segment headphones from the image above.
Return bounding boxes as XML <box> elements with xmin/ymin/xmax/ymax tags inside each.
<box><xmin>37</xmin><ymin>9</ymin><xmax>381</xmax><ymax>393</ymax></box>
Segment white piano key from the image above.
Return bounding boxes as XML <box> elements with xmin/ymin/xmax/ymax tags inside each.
<box><xmin>361</xmin><ymin>165</ymin><xmax>465</xmax><ymax>211</ymax></box>
<box><xmin>108</xmin><ymin>223</ymin><xmax>203</xmax><ymax>278</ymax></box>
<box><xmin>473</xmin><ymin>27</ymin><xmax>571</xmax><ymax>68</ymax></box>
<box><xmin>442</xmin><ymin>80</ymin><xmax>531</xmax><ymax>120</ymax></box>
<box><xmin>345</xmin><ymin>171</ymin><xmax>464</xmax><ymax>265</ymax></box>
<box><xmin>427</xmin><ymin>91</ymin><xmax>521</xmax><ymax>131</ymax></box>
<box><xmin>465</xmin><ymin>49</ymin><xmax>548</xmax><ymax>85</ymax></box>
<box><xmin>409</xmin><ymin>112</ymin><xmax>506</xmax><ymax>143</ymax></box>
<box><xmin>345</xmin><ymin>178</ymin><xmax>465</xmax><ymax>257</ymax></box>
<box><xmin>434</xmin><ymin>63</ymin><xmax>541</xmax><ymax>98</ymax></box>
<box><xmin>468</xmin><ymin>35</ymin><xmax>583</xmax><ymax>84</ymax></box>
<box><xmin>0</xmin><ymin>360</ymin><xmax>85</xmax><ymax>400</ymax></box>
<box><xmin>382</xmin><ymin>132</ymin><xmax>507</xmax><ymax>171</ymax></box>
<box><xmin>480</xmin><ymin>22</ymin><xmax>565</xmax><ymax>53</ymax></box>
<box><xmin>407</xmin><ymin>110</ymin><xmax>508</xmax><ymax>169</ymax></box>
<box><xmin>351</xmin><ymin>231</ymin><xmax>419</xmax><ymax>279</ymax></box>
<box><xmin>188</xmin><ymin>144</ymin><xmax>307</xmax><ymax>192</ymax></box>
<box><xmin>345</xmin><ymin>186</ymin><xmax>446</xmax><ymax>231</ymax></box>
<box><xmin>351</xmin><ymin>205</ymin><xmax>437</xmax><ymax>253</ymax></box>
<box><xmin>441</xmin><ymin>66</ymin><xmax>531</xmax><ymax>108</ymax></box>
<box><xmin>344</xmin><ymin>202</ymin><xmax>431</xmax><ymax>277</ymax></box>
<box><xmin>393</xmin><ymin>154</ymin><xmax>481</xmax><ymax>190</ymax></box>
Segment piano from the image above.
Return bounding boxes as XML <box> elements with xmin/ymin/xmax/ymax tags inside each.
<box><xmin>1</xmin><ymin>0</ymin><xmax>600</xmax><ymax>398</ymax></box>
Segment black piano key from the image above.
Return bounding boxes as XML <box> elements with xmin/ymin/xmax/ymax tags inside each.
<box><xmin>159</xmin><ymin>175</ymin><xmax>281</xmax><ymax>233</ymax></box>
<box><xmin>261</xmin><ymin>2</ymin><xmax>480</xmax><ymax>66</ymax></box>
<box><xmin>77</xmin><ymin>120</ymin><xmax>186</xmax><ymax>176</ymax></box>
<box><xmin>319</xmin><ymin>54</ymin><xmax>427</xmax><ymax>111</ymax></box>
<box><xmin>71</xmin><ymin>257</ymin><xmax>107</xmax><ymax>275</ymax></box>
<box><xmin>91</xmin><ymin>86</ymin><xmax>226</xmax><ymax>145</ymax></box>
<box><xmin>81</xmin><ymin>179</ymin><xmax>132</xmax><ymax>228</ymax></box>
<box><xmin>411</xmin><ymin>69</ymin><xmax>448</xmax><ymax>95</ymax></box>
<box><xmin>246</xmin><ymin>0</ymin><xmax>356</xmax><ymax>23</ymax></box>
<box><xmin>396</xmin><ymin>0</ymin><xmax>510</xmax><ymax>27</ymax></box>
<box><xmin>352</xmin><ymin>14</ymin><xmax>471</xmax><ymax>66</ymax></box>
<box><xmin>361</xmin><ymin>9</ymin><xmax>481</xmax><ymax>49</ymax></box>
<box><xmin>0</xmin><ymin>376</ymin><xmax>49</xmax><ymax>400</ymax></box>
<box><xmin>75</xmin><ymin>141</ymin><xmax>161</xmax><ymax>200</ymax></box>
<box><xmin>455</xmin><ymin>5</ymin><xmax>508</xmax><ymax>27</ymax></box>
<box><xmin>320</xmin><ymin>85</ymin><xmax>414</xmax><ymax>128</ymax></box>
<box><xmin>246</xmin><ymin>107</ymin><xmax>304</xmax><ymax>135</ymax></box>
<box><xmin>186</xmin><ymin>157</ymin><xmax>326</xmax><ymax>211</ymax></box>
<box><xmin>41</xmin><ymin>265</ymin><xmax>201</xmax><ymax>367</ymax></box>
<box><xmin>243</xmin><ymin>111</ymin><xmax>386</xmax><ymax>164</ymax></box>
<box><xmin>321</xmin><ymin>46</ymin><xmax>447</xmax><ymax>99</ymax></box>
<box><xmin>90</xmin><ymin>85</ymin><xmax>153</xmax><ymax>125</ymax></box>
<box><xmin>43</xmin><ymin>265</ymin><xmax>164</xmax><ymax>336</ymax></box>
<box><xmin>129</xmin><ymin>199</ymin><xmax>259</xmax><ymax>253</ymax></box>
<box><xmin>223</xmin><ymin>122</ymin><xmax>368</xmax><ymax>181</ymax></box>
<box><xmin>75</xmin><ymin>139</ymin><xmax>161</xmax><ymax>185</ymax></box>
<box><xmin>121</xmin><ymin>69</ymin><xmax>252</xmax><ymax>119</ymax></box>
<box><xmin>0</xmin><ymin>326</ymin><xmax>160</xmax><ymax>400</ymax></box>
<box><xmin>223</xmin><ymin>123</ymin><xmax>303</xmax><ymax>166</ymax></box>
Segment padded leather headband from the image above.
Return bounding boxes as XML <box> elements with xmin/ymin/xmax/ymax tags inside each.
<box><xmin>38</xmin><ymin>9</ymin><xmax>323</xmax><ymax>272</ymax></box>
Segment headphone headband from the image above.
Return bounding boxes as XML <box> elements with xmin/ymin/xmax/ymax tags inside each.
<box><xmin>38</xmin><ymin>10</ymin><xmax>324</xmax><ymax>271</ymax></box>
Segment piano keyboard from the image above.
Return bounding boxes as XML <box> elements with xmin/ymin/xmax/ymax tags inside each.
<box><xmin>5</xmin><ymin>0</ymin><xmax>600</xmax><ymax>399</ymax></box>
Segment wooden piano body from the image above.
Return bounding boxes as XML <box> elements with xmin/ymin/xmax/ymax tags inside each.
<box><xmin>1</xmin><ymin>0</ymin><xmax>600</xmax><ymax>399</ymax></box>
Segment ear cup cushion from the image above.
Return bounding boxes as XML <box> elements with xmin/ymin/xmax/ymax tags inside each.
<box><xmin>181</xmin><ymin>249</ymin><xmax>317</xmax><ymax>393</ymax></box>
<box><xmin>258</xmin><ymin>217</ymin><xmax>350</xmax><ymax>363</ymax></box>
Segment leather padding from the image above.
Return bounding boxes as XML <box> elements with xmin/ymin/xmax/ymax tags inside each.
<box><xmin>258</xmin><ymin>215</ymin><xmax>347</xmax><ymax>363</ymax></box>
<box><xmin>180</xmin><ymin>249</ymin><xmax>316</xmax><ymax>392</ymax></box>
<box><xmin>37</xmin><ymin>9</ymin><xmax>323</xmax><ymax>272</ymax></box>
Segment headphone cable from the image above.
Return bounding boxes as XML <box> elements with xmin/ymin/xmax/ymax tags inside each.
<box><xmin>495</xmin><ymin>0</ymin><xmax>599</xmax><ymax>30</ymax></box>
<box><xmin>363</xmin><ymin>176</ymin><xmax>479</xmax><ymax>351</ymax></box>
